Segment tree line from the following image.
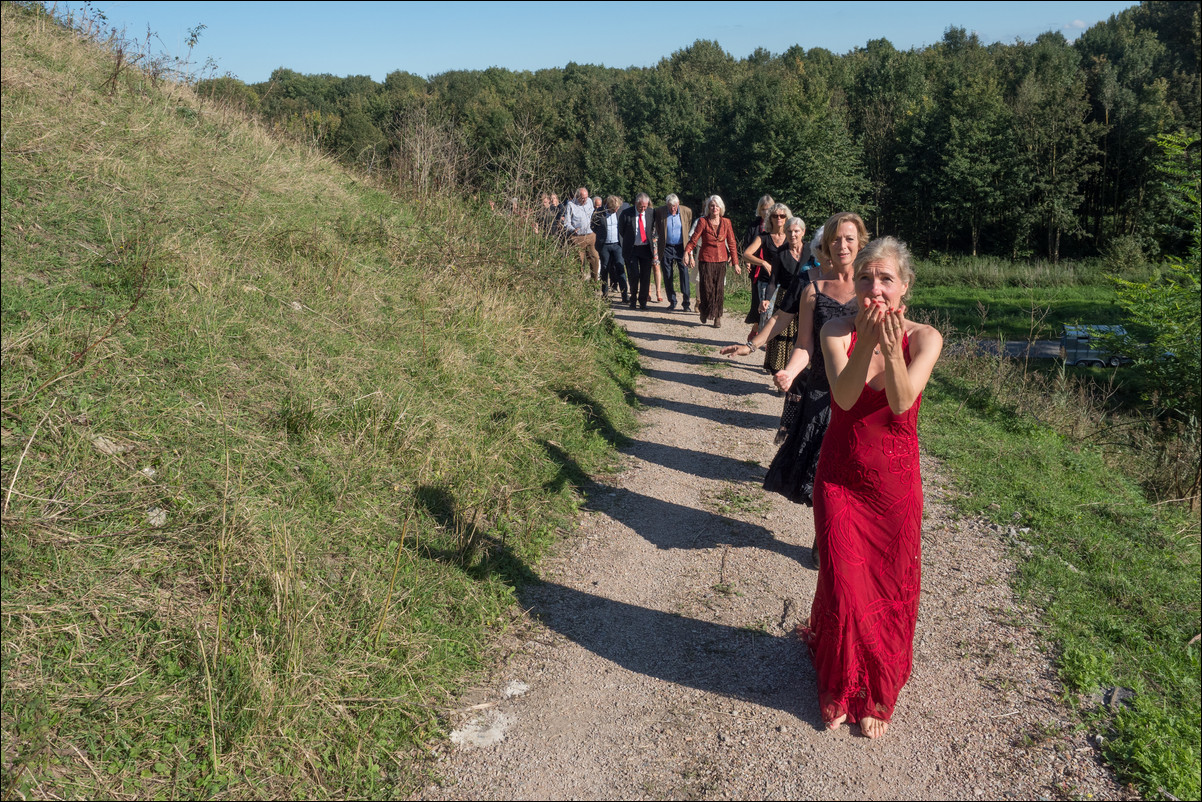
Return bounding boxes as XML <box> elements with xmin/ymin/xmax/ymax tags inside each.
<box><xmin>200</xmin><ymin>1</ymin><xmax>1199</xmax><ymax>263</ymax></box>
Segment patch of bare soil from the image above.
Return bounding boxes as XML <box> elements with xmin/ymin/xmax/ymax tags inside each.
<box><xmin>417</xmin><ymin>303</ymin><xmax>1134</xmax><ymax>801</ymax></box>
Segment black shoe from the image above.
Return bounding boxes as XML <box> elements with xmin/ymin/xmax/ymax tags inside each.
<box><xmin>628</xmin><ymin>301</ymin><xmax>637</xmax><ymax>309</ymax></box>
<box><xmin>639</xmin><ymin>304</ymin><xmax>648</xmax><ymax>310</ymax></box>
<box><xmin>669</xmin><ymin>301</ymin><xmax>678</xmax><ymax>310</ymax></box>
<box><xmin>621</xmin><ymin>292</ymin><xmax>629</xmax><ymax>303</ymax></box>
<box><xmin>682</xmin><ymin>301</ymin><xmax>691</xmax><ymax>312</ymax></box>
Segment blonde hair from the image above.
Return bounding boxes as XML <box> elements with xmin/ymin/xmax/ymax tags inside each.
<box><xmin>820</xmin><ymin>212</ymin><xmax>869</xmax><ymax>259</ymax></box>
<box><xmin>756</xmin><ymin>194</ymin><xmax>775</xmax><ymax>220</ymax></box>
<box><xmin>853</xmin><ymin>236</ymin><xmax>915</xmax><ymax>300</ymax></box>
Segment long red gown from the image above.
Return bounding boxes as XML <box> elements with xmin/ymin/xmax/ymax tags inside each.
<box><xmin>806</xmin><ymin>332</ymin><xmax>923</xmax><ymax>725</ymax></box>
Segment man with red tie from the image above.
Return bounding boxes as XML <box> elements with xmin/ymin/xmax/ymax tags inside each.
<box><xmin>620</xmin><ymin>193</ymin><xmax>657</xmax><ymax>310</ymax></box>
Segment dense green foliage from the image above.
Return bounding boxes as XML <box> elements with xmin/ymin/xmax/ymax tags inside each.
<box><xmin>1107</xmin><ymin>131</ymin><xmax>1201</xmax><ymax>420</ymax></box>
<box><xmin>199</xmin><ymin>2</ymin><xmax>1199</xmax><ymax>261</ymax></box>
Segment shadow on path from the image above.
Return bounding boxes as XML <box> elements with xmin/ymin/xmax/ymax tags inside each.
<box><xmin>584</xmin><ymin>485</ymin><xmax>809</xmax><ymax>565</ymax></box>
<box><xmin>633</xmin><ymin>346</ymin><xmax>719</xmax><ymax>368</ymax></box>
<box><xmin>611</xmin><ymin>312</ymin><xmax>735</xmax><ymax>348</ymax></box>
<box><xmin>639</xmin><ymin>395</ymin><xmax>780</xmax><ymax>431</ymax></box>
<box><xmin>625</xmin><ymin>439</ymin><xmax>766</xmax><ymax>483</ymax></box>
<box><xmin>640</xmin><ymin>366</ymin><xmax>766</xmax><ymax>395</ymax></box>
<box><xmin>517</xmin><ymin>580</ymin><xmax>821</xmax><ymax>725</ymax></box>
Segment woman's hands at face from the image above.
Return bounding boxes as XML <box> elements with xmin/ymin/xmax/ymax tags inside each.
<box><xmin>877</xmin><ymin>305</ymin><xmax>907</xmax><ymax>357</ymax></box>
<box><xmin>855</xmin><ymin>296</ymin><xmax>885</xmax><ymax>350</ymax></box>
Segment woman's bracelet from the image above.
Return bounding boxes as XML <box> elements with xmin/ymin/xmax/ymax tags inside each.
<box><xmin>745</xmin><ymin>340</ymin><xmax>757</xmax><ymax>353</ymax></box>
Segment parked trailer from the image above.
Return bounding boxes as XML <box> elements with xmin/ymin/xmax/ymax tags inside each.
<box><xmin>1059</xmin><ymin>325</ymin><xmax>1129</xmax><ymax>367</ymax></box>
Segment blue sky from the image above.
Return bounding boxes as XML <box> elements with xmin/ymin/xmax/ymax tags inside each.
<box><xmin>81</xmin><ymin>1</ymin><xmax>1137</xmax><ymax>84</ymax></box>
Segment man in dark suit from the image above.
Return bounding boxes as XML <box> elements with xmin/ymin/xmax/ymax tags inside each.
<box><xmin>653</xmin><ymin>193</ymin><xmax>694</xmax><ymax>312</ymax></box>
<box><xmin>596</xmin><ymin>195</ymin><xmax>630</xmax><ymax>302</ymax></box>
<box><xmin>620</xmin><ymin>193</ymin><xmax>657</xmax><ymax>310</ymax></box>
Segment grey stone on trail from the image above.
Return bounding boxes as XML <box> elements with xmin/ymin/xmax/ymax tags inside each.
<box><xmin>1104</xmin><ymin>687</ymin><xmax>1136</xmax><ymax>713</ymax></box>
<box><xmin>418</xmin><ymin>303</ymin><xmax>1131</xmax><ymax>801</ymax></box>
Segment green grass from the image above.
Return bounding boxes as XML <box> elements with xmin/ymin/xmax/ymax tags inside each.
<box><xmin>923</xmin><ymin>345</ymin><xmax>1201</xmax><ymax>801</ymax></box>
<box><xmin>736</xmin><ymin>258</ymin><xmax>1129</xmax><ymax>341</ymax></box>
<box><xmin>911</xmin><ymin>284</ymin><xmax>1126</xmax><ymax>340</ymax></box>
<box><xmin>0</xmin><ymin>5</ymin><xmax>637</xmax><ymax>798</ymax></box>
<box><xmin>3</xmin><ymin>6</ymin><xmax>1196</xmax><ymax>801</ymax></box>
<box><xmin>905</xmin><ymin>253</ymin><xmax>1156</xmax><ymax>340</ymax></box>
<box><xmin>914</xmin><ymin>253</ymin><xmax>1125</xmax><ymax>288</ymax></box>
<box><xmin>707</xmin><ymin>482</ymin><xmax>771</xmax><ymax>517</ymax></box>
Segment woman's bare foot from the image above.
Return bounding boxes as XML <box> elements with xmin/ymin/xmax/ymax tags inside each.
<box><xmin>826</xmin><ymin>713</ymin><xmax>847</xmax><ymax>730</ymax></box>
<box><xmin>860</xmin><ymin>716</ymin><xmax>889</xmax><ymax>738</ymax></box>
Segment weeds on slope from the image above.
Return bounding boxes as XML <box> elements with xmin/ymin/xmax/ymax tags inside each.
<box><xmin>1</xmin><ymin>4</ymin><xmax>637</xmax><ymax>798</ymax></box>
<box><xmin>921</xmin><ymin>327</ymin><xmax>1200</xmax><ymax>801</ymax></box>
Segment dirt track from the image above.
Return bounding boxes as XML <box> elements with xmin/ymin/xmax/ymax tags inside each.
<box><xmin>417</xmin><ymin>301</ymin><xmax>1131</xmax><ymax>801</ymax></box>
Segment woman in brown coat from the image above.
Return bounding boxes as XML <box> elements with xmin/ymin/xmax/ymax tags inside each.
<box><xmin>684</xmin><ymin>194</ymin><xmax>741</xmax><ymax>328</ymax></box>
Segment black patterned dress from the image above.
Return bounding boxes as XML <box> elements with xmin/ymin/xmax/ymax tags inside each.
<box><xmin>763</xmin><ymin>249</ymin><xmax>811</xmax><ymax>372</ymax></box>
<box><xmin>762</xmin><ymin>289</ymin><xmax>858</xmax><ymax>506</ymax></box>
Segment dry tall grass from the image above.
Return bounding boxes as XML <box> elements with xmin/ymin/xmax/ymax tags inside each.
<box><xmin>1</xmin><ymin>4</ymin><xmax>636</xmax><ymax>797</ymax></box>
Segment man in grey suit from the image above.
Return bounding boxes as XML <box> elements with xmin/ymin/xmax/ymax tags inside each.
<box><xmin>653</xmin><ymin>194</ymin><xmax>694</xmax><ymax>312</ymax></box>
<box><xmin>620</xmin><ymin>193</ymin><xmax>657</xmax><ymax>310</ymax></box>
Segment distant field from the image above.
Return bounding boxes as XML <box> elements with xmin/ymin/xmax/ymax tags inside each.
<box><xmin>911</xmin><ymin>285</ymin><xmax>1125</xmax><ymax>340</ymax></box>
<box><xmin>908</xmin><ymin>255</ymin><xmax>1127</xmax><ymax>340</ymax></box>
<box><xmin>725</xmin><ymin>258</ymin><xmax>1129</xmax><ymax>342</ymax></box>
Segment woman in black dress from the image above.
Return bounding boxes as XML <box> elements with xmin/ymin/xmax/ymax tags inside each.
<box><xmin>742</xmin><ymin>195</ymin><xmax>775</xmax><ymax>337</ymax></box>
<box><xmin>742</xmin><ymin>204</ymin><xmax>791</xmax><ymax>370</ymax></box>
<box><xmin>762</xmin><ymin>215</ymin><xmax>813</xmax><ymax>373</ymax></box>
<box><xmin>721</xmin><ymin>212</ymin><xmax>869</xmax><ymax>565</ymax></box>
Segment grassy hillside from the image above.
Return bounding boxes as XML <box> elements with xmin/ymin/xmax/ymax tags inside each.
<box><xmin>0</xmin><ymin>4</ymin><xmax>637</xmax><ymax>798</ymax></box>
<box><xmin>3</xmin><ymin>5</ymin><xmax>1197</xmax><ymax>801</ymax></box>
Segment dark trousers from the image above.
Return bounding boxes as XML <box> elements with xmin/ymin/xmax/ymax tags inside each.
<box><xmin>698</xmin><ymin>260</ymin><xmax>728</xmax><ymax>323</ymax></box>
<box><xmin>626</xmin><ymin>246</ymin><xmax>655</xmax><ymax>308</ymax></box>
<box><xmin>600</xmin><ymin>242</ymin><xmax>627</xmax><ymax>294</ymax></box>
<box><xmin>661</xmin><ymin>244</ymin><xmax>690</xmax><ymax>308</ymax></box>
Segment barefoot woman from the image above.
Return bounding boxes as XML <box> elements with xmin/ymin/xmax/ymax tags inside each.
<box><xmin>805</xmin><ymin>236</ymin><xmax>943</xmax><ymax>738</ymax></box>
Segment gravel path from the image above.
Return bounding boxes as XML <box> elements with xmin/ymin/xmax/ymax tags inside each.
<box><xmin>418</xmin><ymin>302</ymin><xmax>1133</xmax><ymax>801</ymax></box>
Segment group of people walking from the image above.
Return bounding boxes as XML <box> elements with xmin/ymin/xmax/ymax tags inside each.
<box><xmin>535</xmin><ymin>188</ymin><xmax>945</xmax><ymax>740</ymax></box>
<box><xmin>539</xmin><ymin>188</ymin><xmax>745</xmax><ymax>327</ymax></box>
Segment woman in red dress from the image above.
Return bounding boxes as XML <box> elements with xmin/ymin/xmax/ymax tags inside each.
<box><xmin>807</xmin><ymin>236</ymin><xmax>943</xmax><ymax>739</ymax></box>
